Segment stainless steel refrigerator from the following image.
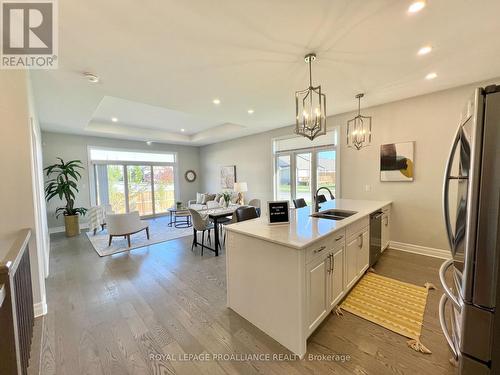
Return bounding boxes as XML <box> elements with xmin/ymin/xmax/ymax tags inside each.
<box><xmin>440</xmin><ymin>85</ymin><xmax>500</xmax><ymax>374</ymax></box>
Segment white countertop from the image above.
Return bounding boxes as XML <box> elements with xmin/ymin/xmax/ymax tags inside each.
<box><xmin>225</xmin><ymin>199</ymin><xmax>392</xmax><ymax>249</ymax></box>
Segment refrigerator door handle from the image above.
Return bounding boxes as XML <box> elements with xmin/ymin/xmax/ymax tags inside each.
<box><xmin>439</xmin><ymin>293</ymin><xmax>459</xmax><ymax>360</ymax></box>
<box><xmin>439</xmin><ymin>259</ymin><xmax>462</xmax><ymax>311</ymax></box>
<box><xmin>442</xmin><ymin>125</ymin><xmax>462</xmax><ymax>250</ymax></box>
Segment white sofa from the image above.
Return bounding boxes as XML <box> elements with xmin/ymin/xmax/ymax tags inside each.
<box><xmin>188</xmin><ymin>192</ymin><xmax>240</xmax><ymax>211</ymax></box>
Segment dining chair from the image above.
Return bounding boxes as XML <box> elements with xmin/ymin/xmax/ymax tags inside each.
<box><xmin>235</xmin><ymin>206</ymin><xmax>259</xmax><ymax>222</ymax></box>
<box><xmin>248</xmin><ymin>199</ymin><xmax>261</xmax><ymax>217</ymax></box>
<box><xmin>293</xmin><ymin>198</ymin><xmax>307</xmax><ymax>208</ymax></box>
<box><xmin>189</xmin><ymin>209</ymin><xmax>213</xmax><ymax>255</ymax></box>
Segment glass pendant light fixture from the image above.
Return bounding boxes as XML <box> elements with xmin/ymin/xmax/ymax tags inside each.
<box><xmin>295</xmin><ymin>53</ymin><xmax>327</xmax><ymax>141</ymax></box>
<box><xmin>347</xmin><ymin>93</ymin><xmax>372</xmax><ymax>150</ymax></box>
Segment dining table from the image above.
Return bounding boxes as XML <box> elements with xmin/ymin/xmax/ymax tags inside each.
<box><xmin>192</xmin><ymin>206</ymin><xmax>237</xmax><ymax>256</ymax></box>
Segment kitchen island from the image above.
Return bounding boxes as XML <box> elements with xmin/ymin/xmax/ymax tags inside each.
<box><xmin>225</xmin><ymin>199</ymin><xmax>392</xmax><ymax>358</ymax></box>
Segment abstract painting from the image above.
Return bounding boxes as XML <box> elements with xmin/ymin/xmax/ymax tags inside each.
<box><xmin>380</xmin><ymin>142</ymin><xmax>414</xmax><ymax>182</ymax></box>
<box><xmin>220</xmin><ymin>165</ymin><xmax>237</xmax><ymax>189</ymax></box>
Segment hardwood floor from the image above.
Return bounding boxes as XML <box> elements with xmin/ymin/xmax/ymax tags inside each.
<box><xmin>39</xmin><ymin>233</ymin><xmax>456</xmax><ymax>375</ymax></box>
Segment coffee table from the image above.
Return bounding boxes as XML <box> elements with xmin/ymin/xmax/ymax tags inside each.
<box><xmin>168</xmin><ymin>207</ymin><xmax>192</xmax><ymax>228</ymax></box>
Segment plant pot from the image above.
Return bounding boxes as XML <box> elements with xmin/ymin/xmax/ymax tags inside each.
<box><xmin>64</xmin><ymin>214</ymin><xmax>80</xmax><ymax>237</ymax></box>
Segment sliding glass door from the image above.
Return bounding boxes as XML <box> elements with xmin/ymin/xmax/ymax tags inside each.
<box><xmin>153</xmin><ymin>166</ymin><xmax>175</xmax><ymax>214</ymax></box>
<box><xmin>127</xmin><ymin>165</ymin><xmax>153</xmax><ymax>216</ymax></box>
<box><xmin>295</xmin><ymin>152</ymin><xmax>312</xmax><ymax>205</ymax></box>
<box><xmin>316</xmin><ymin>149</ymin><xmax>336</xmax><ymax>197</ymax></box>
<box><xmin>94</xmin><ymin>162</ymin><xmax>176</xmax><ymax>217</ymax></box>
<box><xmin>276</xmin><ymin>155</ymin><xmax>291</xmax><ymax>201</ymax></box>
<box><xmin>274</xmin><ymin>146</ymin><xmax>338</xmax><ymax>205</ymax></box>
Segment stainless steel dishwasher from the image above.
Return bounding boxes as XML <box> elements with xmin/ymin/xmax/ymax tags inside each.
<box><xmin>369</xmin><ymin>211</ymin><xmax>383</xmax><ymax>267</ymax></box>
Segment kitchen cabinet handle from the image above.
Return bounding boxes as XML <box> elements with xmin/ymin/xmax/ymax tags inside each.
<box><xmin>358</xmin><ymin>234</ymin><xmax>363</xmax><ymax>248</ymax></box>
<box><xmin>313</xmin><ymin>245</ymin><xmax>326</xmax><ymax>254</ymax></box>
<box><xmin>330</xmin><ymin>254</ymin><xmax>334</xmax><ymax>272</ymax></box>
<box><xmin>439</xmin><ymin>259</ymin><xmax>462</xmax><ymax>311</ymax></box>
<box><xmin>439</xmin><ymin>293</ymin><xmax>459</xmax><ymax>360</ymax></box>
<box><xmin>335</xmin><ymin>235</ymin><xmax>344</xmax><ymax>241</ymax></box>
<box><xmin>384</xmin><ymin>216</ymin><xmax>388</xmax><ymax>226</ymax></box>
<box><xmin>327</xmin><ymin>254</ymin><xmax>332</xmax><ymax>273</ymax></box>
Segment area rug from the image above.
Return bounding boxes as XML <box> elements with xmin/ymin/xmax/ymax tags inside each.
<box><xmin>85</xmin><ymin>217</ymin><xmax>192</xmax><ymax>257</ymax></box>
<box><xmin>339</xmin><ymin>272</ymin><xmax>435</xmax><ymax>353</ymax></box>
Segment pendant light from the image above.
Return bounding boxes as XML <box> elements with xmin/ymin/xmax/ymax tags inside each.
<box><xmin>295</xmin><ymin>53</ymin><xmax>327</xmax><ymax>141</ymax></box>
<box><xmin>347</xmin><ymin>93</ymin><xmax>372</xmax><ymax>150</ymax></box>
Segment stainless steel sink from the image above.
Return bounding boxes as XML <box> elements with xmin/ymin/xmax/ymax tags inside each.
<box><xmin>310</xmin><ymin>209</ymin><xmax>358</xmax><ymax>220</ymax></box>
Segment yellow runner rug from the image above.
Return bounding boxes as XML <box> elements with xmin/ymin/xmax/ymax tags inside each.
<box><xmin>339</xmin><ymin>272</ymin><xmax>435</xmax><ymax>353</ymax></box>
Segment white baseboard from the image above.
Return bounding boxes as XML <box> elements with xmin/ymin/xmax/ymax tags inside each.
<box><xmin>389</xmin><ymin>241</ymin><xmax>451</xmax><ymax>259</ymax></box>
<box><xmin>34</xmin><ymin>301</ymin><xmax>47</xmax><ymax>317</ymax></box>
<box><xmin>49</xmin><ymin>223</ymin><xmax>89</xmax><ymax>234</ymax></box>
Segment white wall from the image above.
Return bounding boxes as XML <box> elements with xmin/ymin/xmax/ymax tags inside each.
<box><xmin>0</xmin><ymin>70</ymin><xmax>47</xmax><ymax>315</ymax></box>
<box><xmin>200</xmin><ymin>79</ymin><xmax>499</xmax><ymax>252</ymax></box>
<box><xmin>41</xmin><ymin>132</ymin><xmax>201</xmax><ymax>229</ymax></box>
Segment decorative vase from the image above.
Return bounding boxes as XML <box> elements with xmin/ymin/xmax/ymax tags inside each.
<box><xmin>225</xmin><ymin>200</ymin><xmax>230</xmax><ymax>208</ymax></box>
<box><xmin>64</xmin><ymin>214</ymin><xmax>80</xmax><ymax>237</ymax></box>
<box><xmin>176</xmin><ymin>202</ymin><xmax>182</xmax><ymax>209</ymax></box>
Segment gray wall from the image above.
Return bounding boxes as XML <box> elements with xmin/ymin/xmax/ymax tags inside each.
<box><xmin>0</xmin><ymin>70</ymin><xmax>46</xmax><ymax>310</ymax></box>
<box><xmin>42</xmin><ymin>132</ymin><xmax>201</xmax><ymax>228</ymax></box>
<box><xmin>200</xmin><ymin>79</ymin><xmax>499</xmax><ymax>251</ymax></box>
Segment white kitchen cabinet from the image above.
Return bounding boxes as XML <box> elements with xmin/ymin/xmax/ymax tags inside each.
<box><xmin>346</xmin><ymin>228</ymin><xmax>369</xmax><ymax>289</ymax></box>
<box><xmin>345</xmin><ymin>235</ymin><xmax>359</xmax><ymax>290</ymax></box>
<box><xmin>357</xmin><ymin>230</ymin><xmax>370</xmax><ymax>274</ymax></box>
<box><xmin>306</xmin><ymin>253</ymin><xmax>329</xmax><ymax>332</ymax></box>
<box><xmin>328</xmin><ymin>246</ymin><xmax>344</xmax><ymax>310</ymax></box>
<box><xmin>381</xmin><ymin>212</ymin><xmax>390</xmax><ymax>251</ymax></box>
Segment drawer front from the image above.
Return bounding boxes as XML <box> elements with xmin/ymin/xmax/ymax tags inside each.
<box><xmin>332</xmin><ymin>229</ymin><xmax>346</xmax><ymax>251</ymax></box>
<box><xmin>346</xmin><ymin>216</ymin><xmax>369</xmax><ymax>240</ymax></box>
<box><xmin>306</xmin><ymin>237</ymin><xmax>331</xmax><ymax>263</ymax></box>
<box><xmin>306</xmin><ymin>229</ymin><xmax>345</xmax><ymax>263</ymax></box>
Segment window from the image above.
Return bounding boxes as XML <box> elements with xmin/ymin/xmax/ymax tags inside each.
<box><xmin>273</xmin><ymin>129</ymin><xmax>339</xmax><ymax>205</ymax></box>
<box><xmin>90</xmin><ymin>147</ymin><xmax>177</xmax><ymax>217</ymax></box>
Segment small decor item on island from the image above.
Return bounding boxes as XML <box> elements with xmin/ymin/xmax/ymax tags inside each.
<box><xmin>222</xmin><ymin>191</ymin><xmax>232</xmax><ymax>208</ymax></box>
<box><xmin>184</xmin><ymin>170</ymin><xmax>196</xmax><ymax>182</ymax></box>
<box><xmin>176</xmin><ymin>201</ymin><xmax>183</xmax><ymax>209</ymax></box>
<box><xmin>44</xmin><ymin>158</ymin><xmax>87</xmax><ymax>237</ymax></box>
<box><xmin>380</xmin><ymin>141</ymin><xmax>415</xmax><ymax>182</ymax></box>
<box><xmin>220</xmin><ymin>165</ymin><xmax>236</xmax><ymax>189</ymax></box>
<box><xmin>267</xmin><ymin>201</ymin><xmax>290</xmax><ymax>225</ymax></box>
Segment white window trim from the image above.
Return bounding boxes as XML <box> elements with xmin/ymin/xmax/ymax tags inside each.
<box><xmin>272</xmin><ymin>129</ymin><xmax>340</xmax><ymax>203</ymax></box>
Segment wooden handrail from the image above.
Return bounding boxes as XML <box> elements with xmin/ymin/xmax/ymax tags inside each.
<box><xmin>0</xmin><ymin>229</ymin><xmax>31</xmax><ymax>275</ymax></box>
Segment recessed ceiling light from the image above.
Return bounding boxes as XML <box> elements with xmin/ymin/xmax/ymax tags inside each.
<box><xmin>425</xmin><ymin>72</ymin><xmax>437</xmax><ymax>80</ymax></box>
<box><xmin>83</xmin><ymin>72</ymin><xmax>99</xmax><ymax>83</ymax></box>
<box><xmin>247</xmin><ymin>109</ymin><xmax>254</xmax><ymax>114</ymax></box>
<box><xmin>180</xmin><ymin>128</ymin><xmax>185</xmax><ymax>132</ymax></box>
<box><xmin>111</xmin><ymin>117</ymin><xmax>118</xmax><ymax>122</ymax></box>
<box><xmin>408</xmin><ymin>1</ymin><xmax>425</xmax><ymax>13</ymax></box>
<box><xmin>146</xmin><ymin>141</ymin><xmax>153</xmax><ymax>146</ymax></box>
<box><xmin>417</xmin><ymin>45</ymin><xmax>432</xmax><ymax>56</ymax></box>
<box><xmin>212</xmin><ymin>98</ymin><xmax>221</xmax><ymax>105</ymax></box>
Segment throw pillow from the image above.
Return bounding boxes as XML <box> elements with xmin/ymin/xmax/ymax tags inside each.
<box><xmin>214</xmin><ymin>193</ymin><xmax>221</xmax><ymax>202</ymax></box>
<box><xmin>204</xmin><ymin>193</ymin><xmax>216</xmax><ymax>203</ymax></box>
<box><xmin>196</xmin><ymin>192</ymin><xmax>205</xmax><ymax>204</ymax></box>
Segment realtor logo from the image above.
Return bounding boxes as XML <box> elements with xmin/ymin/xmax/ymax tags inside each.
<box><xmin>1</xmin><ymin>0</ymin><xmax>58</xmax><ymax>69</ymax></box>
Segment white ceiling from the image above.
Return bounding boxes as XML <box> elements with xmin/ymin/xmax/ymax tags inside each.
<box><xmin>32</xmin><ymin>0</ymin><xmax>500</xmax><ymax>146</ymax></box>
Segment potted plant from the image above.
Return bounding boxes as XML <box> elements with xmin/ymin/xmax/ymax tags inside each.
<box><xmin>176</xmin><ymin>201</ymin><xmax>183</xmax><ymax>209</ymax></box>
<box><xmin>222</xmin><ymin>191</ymin><xmax>232</xmax><ymax>208</ymax></box>
<box><xmin>44</xmin><ymin>158</ymin><xmax>87</xmax><ymax>237</ymax></box>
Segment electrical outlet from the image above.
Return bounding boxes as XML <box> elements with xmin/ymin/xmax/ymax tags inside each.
<box><xmin>364</xmin><ymin>184</ymin><xmax>371</xmax><ymax>192</ymax></box>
